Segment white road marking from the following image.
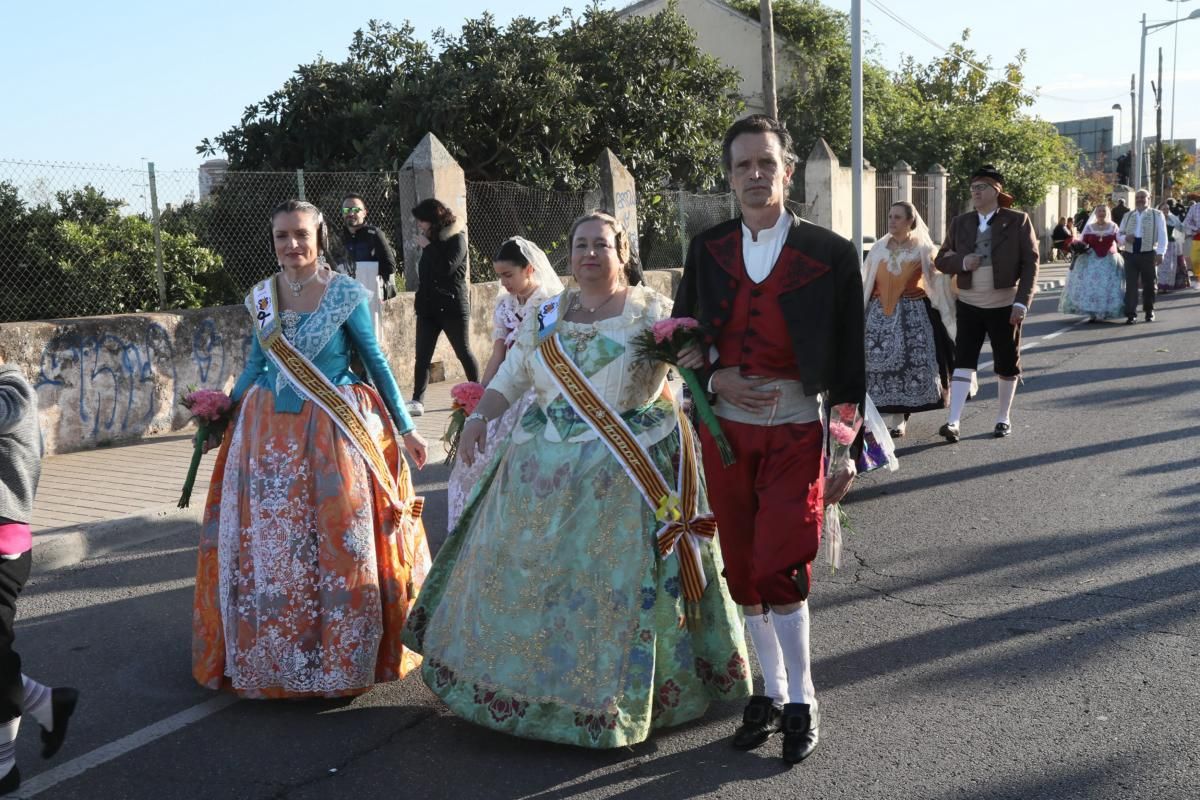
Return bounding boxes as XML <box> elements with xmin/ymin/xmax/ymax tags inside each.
<box><xmin>12</xmin><ymin>695</ymin><xmax>239</xmax><ymax>798</ymax></box>
<box><xmin>977</xmin><ymin>317</ymin><xmax>1089</xmax><ymax>373</ymax></box>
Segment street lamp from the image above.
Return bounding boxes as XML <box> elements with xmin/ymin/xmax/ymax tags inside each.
<box><xmin>1112</xmin><ymin>103</ymin><xmax>1122</xmax><ymax>149</ymax></box>
<box><xmin>1135</xmin><ymin>7</ymin><xmax>1200</xmax><ymax>188</ymax></box>
<box><xmin>1166</xmin><ymin>0</ymin><xmax>1196</xmax><ymax>143</ymax></box>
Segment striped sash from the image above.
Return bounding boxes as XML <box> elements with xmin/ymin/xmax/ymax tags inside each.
<box><xmin>536</xmin><ymin>332</ymin><xmax>715</xmax><ymax>601</ymax></box>
<box><xmin>249</xmin><ymin>277</ymin><xmax>423</xmax><ymax>524</ymax></box>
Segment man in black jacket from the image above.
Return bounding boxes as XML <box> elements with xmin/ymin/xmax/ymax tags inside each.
<box><xmin>339</xmin><ymin>194</ymin><xmax>398</xmax><ymax>300</ymax></box>
<box><xmin>674</xmin><ymin>115</ymin><xmax>865</xmax><ymax>766</ymax></box>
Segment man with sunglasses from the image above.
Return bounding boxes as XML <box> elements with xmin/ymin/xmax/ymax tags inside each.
<box><xmin>339</xmin><ymin>194</ymin><xmax>398</xmax><ymax>300</ymax></box>
<box><xmin>935</xmin><ymin>165</ymin><xmax>1039</xmax><ymax>441</ymax></box>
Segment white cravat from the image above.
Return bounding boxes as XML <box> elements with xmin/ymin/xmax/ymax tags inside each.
<box><xmin>977</xmin><ymin>210</ymin><xmax>997</xmax><ymax>232</ymax></box>
<box><xmin>741</xmin><ymin>210</ymin><xmax>792</xmax><ymax>283</ymax></box>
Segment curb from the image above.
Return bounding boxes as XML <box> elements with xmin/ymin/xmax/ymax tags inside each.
<box><xmin>34</xmin><ymin>504</ymin><xmax>202</xmax><ymax>572</ymax></box>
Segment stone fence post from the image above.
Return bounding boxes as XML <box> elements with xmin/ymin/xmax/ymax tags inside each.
<box><xmin>926</xmin><ymin>164</ymin><xmax>949</xmax><ymax>244</ymax></box>
<box><xmin>893</xmin><ymin>160</ymin><xmax>915</xmax><ymax>205</ymax></box>
<box><xmin>398</xmin><ymin>133</ymin><xmax>469</xmax><ymax>292</ymax></box>
<box><xmin>588</xmin><ymin>149</ymin><xmax>639</xmax><ymax>261</ymax></box>
<box><xmin>805</xmin><ymin>138</ymin><xmax>844</xmax><ymax>237</ymax></box>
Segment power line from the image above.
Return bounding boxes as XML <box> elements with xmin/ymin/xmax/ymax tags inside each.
<box><xmin>865</xmin><ymin>0</ymin><xmax>1126</xmax><ymax>105</ymax></box>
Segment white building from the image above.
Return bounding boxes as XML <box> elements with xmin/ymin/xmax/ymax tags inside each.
<box><xmin>617</xmin><ymin>0</ymin><xmax>803</xmax><ymax>116</ymax></box>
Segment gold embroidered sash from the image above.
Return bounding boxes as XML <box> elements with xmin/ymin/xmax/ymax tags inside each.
<box><xmin>249</xmin><ymin>277</ymin><xmax>422</xmax><ymax>525</ymax></box>
<box><xmin>536</xmin><ymin>332</ymin><xmax>714</xmax><ymax>601</ymax></box>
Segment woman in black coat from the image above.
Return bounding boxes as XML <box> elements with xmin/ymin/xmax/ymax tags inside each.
<box><xmin>409</xmin><ymin>199</ymin><xmax>479</xmax><ymax>415</ymax></box>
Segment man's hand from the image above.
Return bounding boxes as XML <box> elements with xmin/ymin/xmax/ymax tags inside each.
<box><xmin>711</xmin><ymin>368</ymin><xmax>780</xmax><ymax>412</ymax></box>
<box><xmin>962</xmin><ymin>254</ymin><xmax>982</xmax><ymax>272</ymax></box>
<box><xmin>1009</xmin><ymin>305</ymin><xmax>1027</xmax><ymax>326</ymax></box>
<box><xmin>824</xmin><ymin>461</ymin><xmax>857</xmax><ymax>506</ymax></box>
<box><xmin>677</xmin><ymin>343</ymin><xmax>705</xmax><ymax>370</ymax></box>
<box><xmin>1155</xmin><ymin>253</ymin><xmax>1163</xmax><ymax>267</ymax></box>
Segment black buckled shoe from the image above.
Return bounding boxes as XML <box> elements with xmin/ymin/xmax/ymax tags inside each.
<box><xmin>40</xmin><ymin>687</ymin><xmax>79</xmax><ymax>759</ymax></box>
<box><xmin>732</xmin><ymin>695</ymin><xmax>782</xmax><ymax>750</ymax></box>
<box><xmin>781</xmin><ymin>701</ymin><xmax>820</xmax><ymax>764</ymax></box>
<box><xmin>0</xmin><ymin>764</ymin><xmax>19</xmax><ymax>793</ymax></box>
<box><xmin>1146</xmin><ymin>311</ymin><xmax>1156</xmax><ymax>322</ymax></box>
<box><xmin>938</xmin><ymin>422</ymin><xmax>960</xmax><ymax>443</ymax></box>
<box><xmin>993</xmin><ymin>422</ymin><xmax>1011</xmax><ymax>438</ymax></box>
<box><xmin>1126</xmin><ymin>315</ymin><xmax>1137</xmax><ymax>325</ymax></box>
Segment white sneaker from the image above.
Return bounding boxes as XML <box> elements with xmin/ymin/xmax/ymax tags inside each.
<box><xmin>407</xmin><ymin>400</ymin><xmax>424</xmax><ymax>417</ymax></box>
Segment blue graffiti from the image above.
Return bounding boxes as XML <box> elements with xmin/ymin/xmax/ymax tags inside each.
<box><xmin>191</xmin><ymin>318</ymin><xmax>226</xmax><ymax>384</ymax></box>
<box><xmin>36</xmin><ymin>322</ymin><xmax>178</xmax><ymax>438</ymax></box>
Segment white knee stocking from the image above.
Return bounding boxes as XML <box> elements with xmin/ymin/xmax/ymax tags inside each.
<box><xmin>947</xmin><ymin>369</ymin><xmax>975</xmax><ymax>426</ymax></box>
<box><xmin>743</xmin><ymin>614</ymin><xmax>788</xmax><ymax>705</ymax></box>
<box><xmin>21</xmin><ymin>675</ymin><xmax>52</xmax><ymax>732</ymax></box>
<box><xmin>996</xmin><ymin>376</ymin><xmax>1018</xmax><ymax>425</ymax></box>
<box><xmin>771</xmin><ymin>604</ymin><xmax>816</xmax><ymax>704</ymax></box>
<box><xmin>0</xmin><ymin>716</ymin><xmax>18</xmax><ymax>778</ymax></box>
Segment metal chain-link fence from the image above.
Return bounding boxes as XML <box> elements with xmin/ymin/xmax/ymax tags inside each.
<box><xmin>465</xmin><ymin>181</ymin><xmax>592</xmax><ymax>283</ymax></box>
<box><xmin>2</xmin><ymin>159</ymin><xmax>803</xmax><ymax>323</ymax></box>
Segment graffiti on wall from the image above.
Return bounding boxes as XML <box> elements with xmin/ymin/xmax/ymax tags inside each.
<box><xmin>33</xmin><ymin>316</ymin><xmax>242</xmax><ymax>442</ymax></box>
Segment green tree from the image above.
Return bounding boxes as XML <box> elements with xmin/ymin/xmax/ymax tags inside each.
<box><xmin>198</xmin><ymin>5</ymin><xmax>742</xmax><ymax>273</ymax></box>
<box><xmin>0</xmin><ymin>185</ymin><xmax>224</xmax><ymax>321</ymax></box>
<box><xmin>866</xmin><ymin>31</ymin><xmax>1077</xmax><ymax>210</ymax></box>
<box><xmin>1149</xmin><ymin>142</ymin><xmax>1198</xmax><ymax>199</ymax></box>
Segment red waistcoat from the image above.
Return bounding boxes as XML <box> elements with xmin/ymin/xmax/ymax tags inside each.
<box><xmin>716</xmin><ymin>255</ymin><xmax>802</xmax><ymax>380</ymax></box>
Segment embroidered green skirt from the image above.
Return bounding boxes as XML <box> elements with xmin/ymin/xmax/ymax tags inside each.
<box><xmin>402</xmin><ymin>421</ymin><xmax>751</xmax><ymax>748</ymax></box>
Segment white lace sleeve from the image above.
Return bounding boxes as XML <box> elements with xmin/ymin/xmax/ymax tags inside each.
<box><xmin>486</xmin><ymin>311</ymin><xmax>539</xmax><ymax>405</ymax></box>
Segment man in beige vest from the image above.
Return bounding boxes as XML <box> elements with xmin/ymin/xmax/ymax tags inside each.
<box><xmin>934</xmin><ymin>165</ymin><xmax>1039</xmax><ymax>440</ymax></box>
<box><xmin>1118</xmin><ymin>189</ymin><xmax>1168</xmax><ymax>323</ymax></box>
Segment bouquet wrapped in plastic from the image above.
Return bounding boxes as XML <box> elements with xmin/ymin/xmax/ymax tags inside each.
<box><xmin>631</xmin><ymin>317</ymin><xmax>735</xmax><ymax>466</ymax></box>
<box><xmin>177</xmin><ymin>387</ymin><xmax>232</xmax><ymax>508</ymax></box>
<box><xmin>441</xmin><ymin>381</ymin><xmax>485</xmax><ymax>465</ymax></box>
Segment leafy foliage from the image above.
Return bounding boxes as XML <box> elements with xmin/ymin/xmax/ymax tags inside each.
<box><xmin>1148</xmin><ymin>142</ymin><xmax>1199</xmax><ymax>198</ymax></box>
<box><xmin>0</xmin><ymin>182</ymin><xmax>224</xmax><ymax>321</ymax></box>
<box><xmin>729</xmin><ymin>3</ymin><xmax>1079</xmax><ymax>210</ymax></box>
<box><xmin>198</xmin><ymin>6</ymin><xmax>742</xmax><ymax>265</ymax></box>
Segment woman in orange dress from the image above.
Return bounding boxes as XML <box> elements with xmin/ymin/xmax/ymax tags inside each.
<box><xmin>861</xmin><ymin>201</ymin><xmax>957</xmax><ymax>438</ymax></box>
<box><xmin>192</xmin><ymin>200</ymin><xmax>431</xmax><ymax>699</ymax></box>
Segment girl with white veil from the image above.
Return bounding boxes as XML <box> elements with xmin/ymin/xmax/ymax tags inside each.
<box><xmin>445</xmin><ymin>237</ymin><xmax>564</xmax><ymax>529</ymax></box>
<box><xmin>861</xmin><ymin>201</ymin><xmax>958</xmax><ymax>437</ymax></box>
<box><xmin>1058</xmin><ymin>204</ymin><xmax>1124</xmax><ymax>321</ymax></box>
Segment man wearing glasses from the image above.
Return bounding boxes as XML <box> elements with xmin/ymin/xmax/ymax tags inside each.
<box><xmin>934</xmin><ymin>165</ymin><xmax>1039</xmax><ymax>441</ymax></box>
<box><xmin>340</xmin><ymin>194</ymin><xmax>398</xmax><ymax>300</ymax></box>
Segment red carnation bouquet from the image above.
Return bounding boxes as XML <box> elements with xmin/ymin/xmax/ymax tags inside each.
<box><xmin>442</xmin><ymin>381</ymin><xmax>485</xmax><ymax>465</ymax></box>
<box><xmin>631</xmin><ymin>317</ymin><xmax>736</xmax><ymax>466</ymax></box>
<box><xmin>177</xmin><ymin>387</ymin><xmax>232</xmax><ymax>508</ymax></box>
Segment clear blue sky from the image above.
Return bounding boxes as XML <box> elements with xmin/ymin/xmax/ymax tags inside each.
<box><xmin>3</xmin><ymin>0</ymin><xmax>1195</xmax><ymax>172</ymax></box>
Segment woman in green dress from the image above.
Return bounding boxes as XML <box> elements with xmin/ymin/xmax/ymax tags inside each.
<box><xmin>402</xmin><ymin>212</ymin><xmax>750</xmax><ymax>748</ymax></box>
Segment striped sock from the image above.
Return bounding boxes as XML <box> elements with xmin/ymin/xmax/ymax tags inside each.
<box><xmin>21</xmin><ymin>676</ymin><xmax>52</xmax><ymax>732</ymax></box>
<box><xmin>0</xmin><ymin>716</ymin><xmax>19</xmax><ymax>778</ymax></box>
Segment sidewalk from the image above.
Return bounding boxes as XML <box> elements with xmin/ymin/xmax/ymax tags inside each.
<box><xmin>31</xmin><ymin>381</ymin><xmax>457</xmax><ymax>570</ymax></box>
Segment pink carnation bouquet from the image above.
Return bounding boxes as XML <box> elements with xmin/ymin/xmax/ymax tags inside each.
<box><xmin>177</xmin><ymin>387</ymin><xmax>232</xmax><ymax>508</ymax></box>
<box><xmin>823</xmin><ymin>401</ymin><xmax>863</xmax><ymax>571</ymax></box>
<box><xmin>442</xmin><ymin>381</ymin><xmax>486</xmax><ymax>465</ymax></box>
<box><xmin>631</xmin><ymin>317</ymin><xmax>736</xmax><ymax>466</ymax></box>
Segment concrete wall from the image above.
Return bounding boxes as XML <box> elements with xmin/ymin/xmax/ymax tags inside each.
<box><xmin>0</xmin><ymin>270</ymin><xmax>682</xmax><ymax>455</ymax></box>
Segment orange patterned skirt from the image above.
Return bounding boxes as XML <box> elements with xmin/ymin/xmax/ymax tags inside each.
<box><xmin>192</xmin><ymin>384</ymin><xmax>429</xmax><ymax>698</ymax></box>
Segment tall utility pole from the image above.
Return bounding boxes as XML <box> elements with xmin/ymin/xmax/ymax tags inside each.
<box><xmin>760</xmin><ymin>0</ymin><xmax>778</xmax><ymax>119</ymax></box>
<box><xmin>851</xmin><ymin>0</ymin><xmax>863</xmax><ymax>258</ymax></box>
<box><xmin>1155</xmin><ymin>48</ymin><xmax>1164</xmax><ymax>199</ymax></box>
<box><xmin>1129</xmin><ymin>75</ymin><xmax>1136</xmax><ymax>185</ymax></box>
<box><xmin>1135</xmin><ymin>13</ymin><xmax>1147</xmax><ymax>189</ymax></box>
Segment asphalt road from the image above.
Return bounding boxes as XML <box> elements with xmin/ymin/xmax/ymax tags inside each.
<box><xmin>10</xmin><ymin>284</ymin><xmax>1200</xmax><ymax>800</ymax></box>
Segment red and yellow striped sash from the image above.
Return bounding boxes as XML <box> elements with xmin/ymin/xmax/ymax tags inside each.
<box><xmin>537</xmin><ymin>333</ymin><xmax>714</xmax><ymax>601</ymax></box>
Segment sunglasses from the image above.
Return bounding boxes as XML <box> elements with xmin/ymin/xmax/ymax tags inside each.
<box><xmin>342</xmin><ymin>207</ymin><xmax>365</xmax><ymax>215</ymax></box>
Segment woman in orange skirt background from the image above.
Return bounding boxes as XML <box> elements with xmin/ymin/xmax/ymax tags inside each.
<box><xmin>192</xmin><ymin>200</ymin><xmax>430</xmax><ymax>699</ymax></box>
